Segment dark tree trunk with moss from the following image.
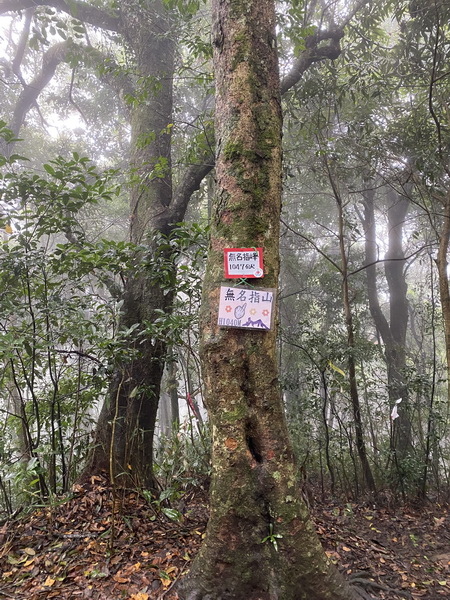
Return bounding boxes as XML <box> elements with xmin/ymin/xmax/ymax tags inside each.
<box><xmin>180</xmin><ymin>2</ymin><xmax>358</xmax><ymax>599</ymax></box>
<box><xmin>85</xmin><ymin>0</ymin><xmax>176</xmax><ymax>488</ymax></box>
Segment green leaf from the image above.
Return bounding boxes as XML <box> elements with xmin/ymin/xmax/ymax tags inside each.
<box><xmin>161</xmin><ymin>508</ymin><xmax>182</xmax><ymax>522</ymax></box>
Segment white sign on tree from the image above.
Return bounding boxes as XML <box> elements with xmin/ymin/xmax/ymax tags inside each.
<box><xmin>217</xmin><ymin>286</ymin><xmax>275</xmax><ymax>330</ymax></box>
<box><xmin>224</xmin><ymin>247</ymin><xmax>264</xmax><ymax>278</ymax></box>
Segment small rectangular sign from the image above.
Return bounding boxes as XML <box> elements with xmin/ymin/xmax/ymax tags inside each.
<box><xmin>217</xmin><ymin>286</ymin><xmax>275</xmax><ymax>330</ymax></box>
<box><xmin>224</xmin><ymin>247</ymin><xmax>264</xmax><ymax>279</ymax></box>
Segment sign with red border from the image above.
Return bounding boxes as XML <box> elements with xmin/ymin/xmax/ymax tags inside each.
<box><xmin>224</xmin><ymin>247</ymin><xmax>264</xmax><ymax>279</ymax></box>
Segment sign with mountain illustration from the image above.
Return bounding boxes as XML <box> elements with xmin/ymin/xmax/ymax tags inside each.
<box><xmin>217</xmin><ymin>286</ymin><xmax>275</xmax><ymax>330</ymax></box>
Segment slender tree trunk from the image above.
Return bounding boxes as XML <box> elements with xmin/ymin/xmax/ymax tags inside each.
<box><xmin>336</xmin><ymin>194</ymin><xmax>375</xmax><ymax>493</ymax></box>
<box><xmin>323</xmin><ymin>166</ymin><xmax>375</xmax><ymax>493</ymax></box>
<box><xmin>320</xmin><ymin>369</ymin><xmax>336</xmax><ymax>494</ymax></box>
<box><xmin>180</xmin><ymin>2</ymin><xmax>358</xmax><ymax>598</ymax></box>
<box><xmin>168</xmin><ymin>355</ymin><xmax>180</xmax><ymax>430</ymax></box>
<box><xmin>435</xmin><ymin>194</ymin><xmax>450</xmax><ymax>404</ymax></box>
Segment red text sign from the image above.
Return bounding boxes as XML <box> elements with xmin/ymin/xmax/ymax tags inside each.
<box><xmin>224</xmin><ymin>247</ymin><xmax>264</xmax><ymax>279</ymax></box>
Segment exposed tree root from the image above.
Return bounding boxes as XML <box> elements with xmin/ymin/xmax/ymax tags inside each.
<box><xmin>349</xmin><ymin>571</ymin><xmax>412</xmax><ymax>600</ymax></box>
<box><xmin>352</xmin><ymin>586</ymin><xmax>377</xmax><ymax>600</ymax></box>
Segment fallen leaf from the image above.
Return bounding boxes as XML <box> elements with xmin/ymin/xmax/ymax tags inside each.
<box><xmin>225</xmin><ymin>438</ymin><xmax>238</xmax><ymax>451</ymax></box>
<box><xmin>113</xmin><ymin>575</ymin><xmax>130</xmax><ymax>583</ymax></box>
<box><xmin>43</xmin><ymin>576</ymin><xmax>55</xmax><ymax>587</ymax></box>
<box><xmin>166</xmin><ymin>566</ymin><xmax>178</xmax><ymax>574</ymax></box>
<box><xmin>23</xmin><ymin>558</ymin><xmax>35</xmax><ymax>567</ymax></box>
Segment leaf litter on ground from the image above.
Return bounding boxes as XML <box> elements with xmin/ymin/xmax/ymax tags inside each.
<box><xmin>0</xmin><ymin>476</ymin><xmax>448</xmax><ymax>600</ymax></box>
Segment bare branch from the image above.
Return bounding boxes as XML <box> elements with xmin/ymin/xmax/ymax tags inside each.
<box><xmin>9</xmin><ymin>40</ymin><xmax>71</xmax><ymax>141</ymax></box>
<box><xmin>11</xmin><ymin>7</ymin><xmax>33</xmax><ymax>77</ymax></box>
<box><xmin>281</xmin><ymin>217</ymin><xmax>343</xmax><ymax>273</ymax></box>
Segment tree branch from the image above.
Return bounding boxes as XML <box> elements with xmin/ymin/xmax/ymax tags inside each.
<box><xmin>5</xmin><ymin>39</ymin><xmax>134</xmax><ymax>153</ymax></box>
<box><xmin>280</xmin><ymin>26</ymin><xmax>344</xmax><ymax>95</ymax></box>
<box><xmin>0</xmin><ymin>0</ymin><xmax>121</xmax><ymax>33</ymax></box>
<box><xmin>280</xmin><ymin>0</ymin><xmax>372</xmax><ymax>94</ymax></box>
<box><xmin>11</xmin><ymin>7</ymin><xmax>33</xmax><ymax>77</ymax></box>
<box><xmin>9</xmin><ymin>40</ymin><xmax>71</xmax><ymax>140</ymax></box>
<box><xmin>166</xmin><ymin>154</ymin><xmax>215</xmax><ymax>227</ymax></box>
<box><xmin>281</xmin><ymin>217</ymin><xmax>343</xmax><ymax>273</ymax></box>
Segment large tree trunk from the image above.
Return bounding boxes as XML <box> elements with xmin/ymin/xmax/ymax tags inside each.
<box><xmin>179</xmin><ymin>2</ymin><xmax>358</xmax><ymax>598</ymax></box>
<box><xmin>85</xmin><ymin>0</ymin><xmax>175</xmax><ymax>488</ymax></box>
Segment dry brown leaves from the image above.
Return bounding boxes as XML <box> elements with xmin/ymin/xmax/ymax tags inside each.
<box><xmin>0</xmin><ymin>478</ymin><xmax>448</xmax><ymax>600</ymax></box>
<box><xmin>0</xmin><ymin>475</ymin><xmax>206</xmax><ymax>600</ymax></box>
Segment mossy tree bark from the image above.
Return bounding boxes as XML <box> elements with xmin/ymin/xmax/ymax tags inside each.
<box><xmin>180</xmin><ymin>1</ymin><xmax>359</xmax><ymax>599</ymax></box>
<box><xmin>85</xmin><ymin>0</ymin><xmax>176</xmax><ymax>488</ymax></box>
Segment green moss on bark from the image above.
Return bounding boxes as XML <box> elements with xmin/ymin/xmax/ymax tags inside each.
<box><xmin>180</xmin><ymin>0</ymin><xmax>358</xmax><ymax>598</ymax></box>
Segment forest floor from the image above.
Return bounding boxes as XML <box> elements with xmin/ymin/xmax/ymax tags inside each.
<box><xmin>0</xmin><ymin>475</ymin><xmax>449</xmax><ymax>600</ymax></box>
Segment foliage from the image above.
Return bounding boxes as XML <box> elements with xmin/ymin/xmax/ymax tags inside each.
<box><xmin>0</xmin><ymin>127</ymin><xmax>210</xmax><ymax>514</ymax></box>
<box><xmin>0</xmin><ymin>144</ymin><xmax>129</xmax><ymax>511</ymax></box>
<box><xmin>154</xmin><ymin>419</ymin><xmax>211</xmax><ymax>491</ymax></box>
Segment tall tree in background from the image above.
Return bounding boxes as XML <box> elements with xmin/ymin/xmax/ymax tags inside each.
<box><xmin>84</xmin><ymin>0</ymin><xmax>179</xmax><ymax>488</ymax></box>
<box><xmin>0</xmin><ymin>0</ymin><xmax>213</xmax><ymax>487</ymax></box>
<box><xmin>361</xmin><ymin>185</ymin><xmax>413</xmax><ymax>470</ymax></box>
<box><xmin>180</xmin><ymin>1</ymin><xmax>359</xmax><ymax>598</ymax></box>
